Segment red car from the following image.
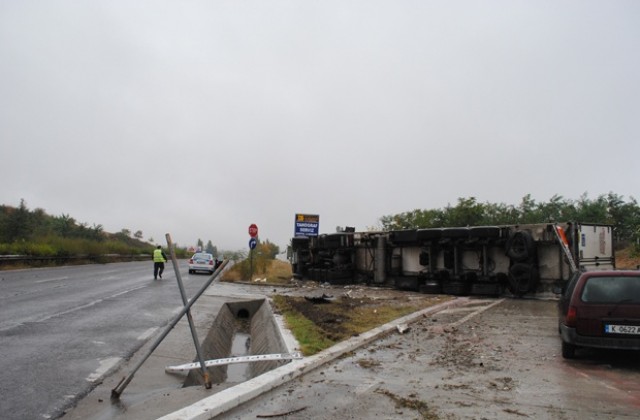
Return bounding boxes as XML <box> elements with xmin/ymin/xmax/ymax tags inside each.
<box><xmin>558</xmin><ymin>270</ymin><xmax>640</xmax><ymax>359</ymax></box>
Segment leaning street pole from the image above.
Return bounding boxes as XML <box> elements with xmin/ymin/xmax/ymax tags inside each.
<box><xmin>165</xmin><ymin>233</ymin><xmax>212</xmax><ymax>389</ymax></box>
<box><xmin>111</xmin><ymin>252</ymin><xmax>227</xmax><ymax>399</ymax></box>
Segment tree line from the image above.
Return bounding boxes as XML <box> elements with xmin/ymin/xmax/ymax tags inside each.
<box><xmin>0</xmin><ymin>200</ymin><xmax>158</xmax><ymax>257</ymax></box>
<box><xmin>0</xmin><ymin>200</ymin><xmax>279</xmax><ymax>261</ymax></box>
<box><xmin>379</xmin><ymin>193</ymin><xmax>640</xmax><ymax>247</ymax></box>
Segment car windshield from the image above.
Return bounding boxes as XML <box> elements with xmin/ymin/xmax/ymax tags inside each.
<box><xmin>581</xmin><ymin>276</ymin><xmax>640</xmax><ymax>303</ymax></box>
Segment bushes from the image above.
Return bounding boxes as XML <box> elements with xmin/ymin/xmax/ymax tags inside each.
<box><xmin>0</xmin><ymin>241</ymin><xmax>57</xmax><ymax>256</ymax></box>
<box><xmin>0</xmin><ymin>235</ymin><xmax>152</xmax><ymax>258</ymax></box>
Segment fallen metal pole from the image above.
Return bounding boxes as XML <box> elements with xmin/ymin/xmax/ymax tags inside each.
<box><xmin>166</xmin><ymin>352</ymin><xmax>303</xmax><ymax>373</ymax></box>
<box><xmin>111</xmin><ymin>256</ymin><xmax>228</xmax><ymax>400</ymax></box>
<box><xmin>166</xmin><ymin>233</ymin><xmax>211</xmax><ymax>389</ymax></box>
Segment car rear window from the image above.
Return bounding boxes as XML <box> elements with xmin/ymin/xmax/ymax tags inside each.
<box><xmin>193</xmin><ymin>253</ymin><xmax>212</xmax><ymax>260</ymax></box>
<box><xmin>581</xmin><ymin>276</ymin><xmax>640</xmax><ymax>303</ymax></box>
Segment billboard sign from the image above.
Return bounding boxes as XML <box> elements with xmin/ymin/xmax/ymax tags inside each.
<box><xmin>294</xmin><ymin>213</ymin><xmax>319</xmax><ymax>237</ymax></box>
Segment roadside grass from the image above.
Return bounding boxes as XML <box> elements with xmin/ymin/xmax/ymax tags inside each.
<box><xmin>272</xmin><ymin>295</ymin><xmax>336</xmax><ymax>355</ymax></box>
<box><xmin>271</xmin><ymin>294</ymin><xmax>450</xmax><ymax>356</ymax></box>
<box><xmin>341</xmin><ymin>304</ymin><xmax>426</xmax><ymax>335</ymax></box>
<box><xmin>221</xmin><ymin>258</ymin><xmax>292</xmax><ymax>284</ymax></box>
<box><xmin>615</xmin><ymin>247</ymin><xmax>640</xmax><ymax>269</ymax></box>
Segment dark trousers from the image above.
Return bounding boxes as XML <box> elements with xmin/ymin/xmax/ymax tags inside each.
<box><xmin>154</xmin><ymin>262</ymin><xmax>165</xmax><ymax>279</ymax></box>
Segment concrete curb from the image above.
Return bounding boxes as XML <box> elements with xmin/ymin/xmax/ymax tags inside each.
<box><xmin>158</xmin><ymin>296</ymin><xmax>471</xmax><ymax>420</ymax></box>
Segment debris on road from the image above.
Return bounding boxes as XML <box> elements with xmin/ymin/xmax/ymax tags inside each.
<box><xmin>396</xmin><ymin>324</ymin><xmax>410</xmax><ymax>334</ymax></box>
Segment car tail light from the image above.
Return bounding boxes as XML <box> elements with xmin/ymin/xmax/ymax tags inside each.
<box><xmin>189</xmin><ymin>259</ymin><xmax>193</xmax><ymax>264</ymax></box>
<box><xmin>566</xmin><ymin>306</ymin><xmax>577</xmax><ymax>327</ymax></box>
<box><xmin>208</xmin><ymin>260</ymin><xmax>213</xmax><ymax>265</ymax></box>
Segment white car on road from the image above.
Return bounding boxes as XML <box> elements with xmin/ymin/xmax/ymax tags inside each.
<box><xmin>188</xmin><ymin>252</ymin><xmax>216</xmax><ymax>274</ymax></box>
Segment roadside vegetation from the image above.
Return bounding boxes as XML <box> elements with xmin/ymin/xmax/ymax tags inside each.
<box><xmin>0</xmin><ymin>200</ymin><xmax>188</xmax><ymax>266</ymax></box>
<box><xmin>3</xmin><ymin>193</ymin><xmax>639</xmax><ymax>270</ymax></box>
<box><xmin>271</xmin><ymin>293</ymin><xmax>451</xmax><ymax>356</ymax></box>
<box><xmin>220</xmin><ymin>242</ymin><xmax>289</xmax><ymax>284</ymax></box>
<box><xmin>380</xmin><ymin>193</ymin><xmax>640</xmax><ymax>253</ymax></box>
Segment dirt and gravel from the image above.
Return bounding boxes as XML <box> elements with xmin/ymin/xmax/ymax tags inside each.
<box><xmin>223</xmin><ymin>292</ymin><xmax>640</xmax><ymax>419</ymax></box>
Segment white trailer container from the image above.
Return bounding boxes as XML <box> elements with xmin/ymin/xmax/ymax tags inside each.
<box><xmin>290</xmin><ymin>222</ymin><xmax>614</xmax><ymax>297</ymax></box>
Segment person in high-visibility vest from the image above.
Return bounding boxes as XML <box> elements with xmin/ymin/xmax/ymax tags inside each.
<box><xmin>153</xmin><ymin>245</ymin><xmax>168</xmax><ymax>280</ymax></box>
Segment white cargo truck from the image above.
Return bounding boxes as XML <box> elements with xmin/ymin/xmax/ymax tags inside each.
<box><xmin>289</xmin><ymin>222</ymin><xmax>615</xmax><ymax>297</ymax></box>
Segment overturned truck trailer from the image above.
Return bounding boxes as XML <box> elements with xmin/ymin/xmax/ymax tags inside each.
<box><xmin>288</xmin><ymin>223</ymin><xmax>614</xmax><ymax>297</ymax></box>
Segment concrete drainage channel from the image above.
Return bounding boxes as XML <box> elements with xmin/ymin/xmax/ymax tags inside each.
<box><xmin>67</xmin><ymin>295</ymin><xmax>298</xmax><ymax>420</ymax></box>
<box><xmin>179</xmin><ymin>299</ymin><xmax>292</xmax><ymax>388</ymax></box>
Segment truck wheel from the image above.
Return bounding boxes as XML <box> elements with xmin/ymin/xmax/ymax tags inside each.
<box><xmin>420</xmin><ymin>279</ymin><xmax>442</xmax><ymax>294</ymax></box>
<box><xmin>508</xmin><ymin>263</ymin><xmax>538</xmax><ymax>297</ymax></box>
<box><xmin>506</xmin><ymin>231</ymin><xmax>534</xmax><ymax>262</ymax></box>
<box><xmin>442</xmin><ymin>281</ymin><xmax>470</xmax><ymax>296</ymax></box>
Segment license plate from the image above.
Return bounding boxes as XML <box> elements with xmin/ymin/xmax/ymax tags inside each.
<box><xmin>604</xmin><ymin>324</ymin><xmax>640</xmax><ymax>335</ymax></box>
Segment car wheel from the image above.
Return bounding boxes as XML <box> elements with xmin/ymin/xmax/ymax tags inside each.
<box><xmin>188</xmin><ymin>269</ymin><xmax>193</xmax><ymax>274</ymax></box>
<box><xmin>561</xmin><ymin>341</ymin><xmax>576</xmax><ymax>359</ymax></box>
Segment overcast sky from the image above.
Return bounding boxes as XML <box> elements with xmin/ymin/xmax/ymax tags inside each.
<box><xmin>1</xmin><ymin>1</ymin><xmax>638</xmax><ymax>252</ymax></box>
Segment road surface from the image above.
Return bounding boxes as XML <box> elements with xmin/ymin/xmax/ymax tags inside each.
<box><xmin>0</xmin><ymin>261</ymin><xmax>212</xmax><ymax>420</ymax></box>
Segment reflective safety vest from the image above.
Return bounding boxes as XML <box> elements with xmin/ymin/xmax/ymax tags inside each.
<box><xmin>153</xmin><ymin>249</ymin><xmax>166</xmax><ymax>262</ymax></box>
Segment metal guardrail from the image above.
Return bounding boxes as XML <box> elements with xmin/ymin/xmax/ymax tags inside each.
<box><xmin>0</xmin><ymin>254</ymin><xmax>153</xmax><ymax>266</ymax></box>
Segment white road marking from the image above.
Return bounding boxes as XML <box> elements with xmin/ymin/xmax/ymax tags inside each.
<box><xmin>138</xmin><ymin>327</ymin><xmax>158</xmax><ymax>341</ymax></box>
<box><xmin>35</xmin><ymin>276</ymin><xmax>69</xmax><ymax>284</ymax></box>
<box><xmin>0</xmin><ymin>284</ymin><xmax>149</xmax><ymax>332</ymax></box>
<box><xmin>450</xmin><ymin>299</ymin><xmax>505</xmax><ymax>328</ymax></box>
<box><xmin>86</xmin><ymin>357</ymin><xmax>121</xmax><ymax>382</ymax></box>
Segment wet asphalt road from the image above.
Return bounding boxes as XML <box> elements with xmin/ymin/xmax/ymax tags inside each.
<box><xmin>6</xmin><ymin>269</ymin><xmax>640</xmax><ymax>420</ymax></box>
<box><xmin>0</xmin><ymin>261</ymin><xmax>211</xmax><ymax>420</ymax></box>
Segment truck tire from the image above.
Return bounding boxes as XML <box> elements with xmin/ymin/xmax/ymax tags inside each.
<box><xmin>442</xmin><ymin>281</ymin><xmax>470</xmax><ymax>296</ymax></box>
<box><xmin>420</xmin><ymin>277</ymin><xmax>442</xmax><ymax>294</ymax></box>
<box><xmin>506</xmin><ymin>231</ymin><xmax>534</xmax><ymax>262</ymax></box>
<box><xmin>508</xmin><ymin>263</ymin><xmax>539</xmax><ymax>297</ymax></box>
<box><xmin>390</xmin><ymin>230</ymin><xmax>418</xmax><ymax>245</ymax></box>
<box><xmin>470</xmin><ymin>282</ymin><xmax>503</xmax><ymax>296</ymax></box>
<box><xmin>395</xmin><ymin>276</ymin><xmax>419</xmax><ymax>291</ymax></box>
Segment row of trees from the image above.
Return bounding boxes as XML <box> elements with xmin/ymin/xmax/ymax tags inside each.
<box><xmin>0</xmin><ymin>200</ymin><xmax>281</xmax><ymax>261</ymax></box>
<box><xmin>0</xmin><ymin>200</ymin><xmax>104</xmax><ymax>243</ymax></box>
<box><xmin>379</xmin><ymin>193</ymin><xmax>640</xmax><ymax>246</ymax></box>
<box><xmin>0</xmin><ymin>200</ymin><xmax>152</xmax><ymax>256</ymax></box>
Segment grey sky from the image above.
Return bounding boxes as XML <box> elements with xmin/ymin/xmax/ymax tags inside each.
<box><xmin>1</xmin><ymin>1</ymin><xmax>638</xmax><ymax>252</ymax></box>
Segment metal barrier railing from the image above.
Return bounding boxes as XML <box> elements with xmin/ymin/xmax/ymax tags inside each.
<box><xmin>0</xmin><ymin>254</ymin><xmax>153</xmax><ymax>268</ymax></box>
